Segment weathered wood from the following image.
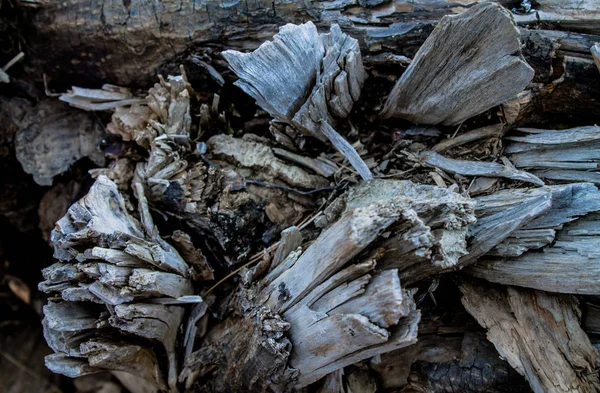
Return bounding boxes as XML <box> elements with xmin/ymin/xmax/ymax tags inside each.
<box><xmin>380</xmin><ymin>3</ymin><xmax>533</xmax><ymax>125</ymax></box>
<box><xmin>506</xmin><ymin>126</ymin><xmax>600</xmax><ymax>184</ymax></box>
<box><xmin>468</xmin><ymin>211</ymin><xmax>600</xmax><ymax>295</ymax></box>
<box><xmin>432</xmin><ymin>124</ymin><xmax>503</xmax><ymax>153</ymax></box>
<box><xmin>15</xmin><ymin>100</ymin><xmax>106</xmax><ymax>186</ymax></box>
<box><xmin>419</xmin><ymin>150</ymin><xmax>544</xmax><ymax>186</ymax></box>
<box><xmin>472</xmin><ymin>183</ymin><xmax>600</xmax><ymax>258</ymax></box>
<box><xmin>222</xmin><ymin>22</ymin><xmax>372</xmax><ymax>180</ymax></box>
<box><xmin>40</xmin><ymin>176</ymin><xmax>193</xmax><ymax>390</ymax></box>
<box><xmin>461</xmin><ymin>281</ymin><xmax>600</xmax><ymax>393</ymax></box>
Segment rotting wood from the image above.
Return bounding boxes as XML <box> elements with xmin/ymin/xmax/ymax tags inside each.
<box><xmin>461</xmin><ymin>280</ymin><xmax>600</xmax><ymax>393</ymax></box>
<box><xmin>15</xmin><ymin>100</ymin><xmax>106</xmax><ymax>186</ymax></box>
<box><xmin>506</xmin><ymin>125</ymin><xmax>600</xmax><ymax>184</ymax></box>
<box><xmin>21</xmin><ymin>2</ymin><xmax>600</xmax><ymax>392</ymax></box>
<box><xmin>380</xmin><ymin>3</ymin><xmax>534</xmax><ymax>125</ymax></box>
<box><xmin>419</xmin><ymin>150</ymin><xmax>544</xmax><ymax>186</ymax></box>
<box><xmin>468</xmin><ymin>210</ymin><xmax>600</xmax><ymax>295</ymax></box>
<box><xmin>222</xmin><ymin>22</ymin><xmax>372</xmax><ymax>181</ymax></box>
<box><xmin>180</xmin><ymin>178</ymin><xmax>475</xmax><ymax>391</ymax></box>
<box><xmin>39</xmin><ymin>175</ymin><xmax>195</xmax><ymax>392</ymax></box>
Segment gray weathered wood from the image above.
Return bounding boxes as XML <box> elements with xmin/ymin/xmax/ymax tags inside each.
<box><xmin>222</xmin><ymin>22</ymin><xmax>372</xmax><ymax>181</ymax></box>
<box><xmin>461</xmin><ymin>281</ymin><xmax>600</xmax><ymax>393</ymax></box>
<box><xmin>468</xmin><ymin>211</ymin><xmax>600</xmax><ymax>295</ymax></box>
<box><xmin>380</xmin><ymin>3</ymin><xmax>534</xmax><ymax>125</ymax></box>
<box><xmin>432</xmin><ymin>124</ymin><xmax>503</xmax><ymax>153</ymax></box>
<box><xmin>506</xmin><ymin>126</ymin><xmax>600</xmax><ymax>184</ymax></box>
<box><xmin>420</xmin><ymin>150</ymin><xmax>544</xmax><ymax>186</ymax></box>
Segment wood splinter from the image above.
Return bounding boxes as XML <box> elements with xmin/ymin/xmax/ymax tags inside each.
<box><xmin>222</xmin><ymin>22</ymin><xmax>373</xmax><ymax>181</ymax></box>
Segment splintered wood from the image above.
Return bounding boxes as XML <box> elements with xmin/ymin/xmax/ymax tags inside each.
<box><xmin>32</xmin><ymin>2</ymin><xmax>600</xmax><ymax>393</ymax></box>
<box><xmin>461</xmin><ymin>281</ymin><xmax>600</xmax><ymax>393</ymax></box>
<box><xmin>222</xmin><ymin>22</ymin><xmax>373</xmax><ymax>181</ymax></box>
<box><xmin>380</xmin><ymin>3</ymin><xmax>534</xmax><ymax>125</ymax></box>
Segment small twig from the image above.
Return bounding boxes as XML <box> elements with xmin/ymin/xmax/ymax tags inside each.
<box><xmin>3</xmin><ymin>51</ymin><xmax>24</xmax><ymax>71</ymax></box>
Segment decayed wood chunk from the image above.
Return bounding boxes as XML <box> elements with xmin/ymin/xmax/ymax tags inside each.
<box><xmin>222</xmin><ymin>22</ymin><xmax>372</xmax><ymax>181</ymax></box>
<box><xmin>40</xmin><ymin>176</ymin><xmax>194</xmax><ymax>391</ymax></box>
<box><xmin>182</xmin><ymin>179</ymin><xmax>475</xmax><ymax>391</ymax></box>
<box><xmin>468</xmin><ymin>210</ymin><xmax>600</xmax><ymax>295</ymax></box>
<box><xmin>15</xmin><ymin>100</ymin><xmax>106</xmax><ymax>186</ymax></box>
<box><xmin>471</xmin><ymin>183</ymin><xmax>600</xmax><ymax>259</ymax></box>
<box><xmin>461</xmin><ymin>281</ymin><xmax>600</xmax><ymax>393</ymax></box>
<box><xmin>506</xmin><ymin>125</ymin><xmax>600</xmax><ymax>183</ymax></box>
<box><xmin>380</xmin><ymin>3</ymin><xmax>534</xmax><ymax>125</ymax></box>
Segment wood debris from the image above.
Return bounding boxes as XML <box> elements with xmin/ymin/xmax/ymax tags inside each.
<box><xmin>17</xmin><ymin>2</ymin><xmax>600</xmax><ymax>393</ymax></box>
<box><xmin>419</xmin><ymin>150</ymin><xmax>544</xmax><ymax>186</ymax></box>
<box><xmin>380</xmin><ymin>3</ymin><xmax>534</xmax><ymax>125</ymax></box>
<box><xmin>15</xmin><ymin>100</ymin><xmax>106</xmax><ymax>186</ymax></box>
<box><xmin>506</xmin><ymin>125</ymin><xmax>600</xmax><ymax>183</ymax></box>
<box><xmin>461</xmin><ymin>281</ymin><xmax>600</xmax><ymax>393</ymax></box>
<box><xmin>40</xmin><ymin>176</ymin><xmax>193</xmax><ymax>391</ymax></box>
<box><xmin>222</xmin><ymin>22</ymin><xmax>372</xmax><ymax>181</ymax></box>
<box><xmin>59</xmin><ymin>85</ymin><xmax>145</xmax><ymax>111</ymax></box>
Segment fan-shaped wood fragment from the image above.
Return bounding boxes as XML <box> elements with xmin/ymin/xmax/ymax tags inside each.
<box><xmin>222</xmin><ymin>22</ymin><xmax>372</xmax><ymax>181</ymax></box>
<box><xmin>380</xmin><ymin>3</ymin><xmax>534</xmax><ymax>125</ymax></box>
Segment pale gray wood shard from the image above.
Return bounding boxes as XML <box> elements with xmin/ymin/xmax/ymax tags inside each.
<box><xmin>15</xmin><ymin>100</ymin><xmax>106</xmax><ymax>186</ymax></box>
<box><xmin>183</xmin><ymin>300</ymin><xmax>208</xmax><ymax>360</ymax></box>
<box><xmin>222</xmin><ymin>22</ymin><xmax>372</xmax><ymax>181</ymax></box>
<box><xmin>593</xmin><ymin>43</ymin><xmax>600</xmax><ymax>72</ymax></box>
<box><xmin>506</xmin><ymin>125</ymin><xmax>600</xmax><ymax>184</ymax></box>
<box><xmin>461</xmin><ymin>281</ymin><xmax>600</xmax><ymax>393</ymax></box>
<box><xmin>207</xmin><ymin>134</ymin><xmax>329</xmax><ymax>189</ymax></box>
<box><xmin>468</xmin><ymin>211</ymin><xmax>600</xmax><ymax>295</ymax></box>
<box><xmin>110</xmin><ymin>304</ymin><xmax>184</xmax><ymax>390</ymax></box>
<box><xmin>80</xmin><ymin>340</ymin><xmax>166</xmax><ymax>390</ymax></box>
<box><xmin>271</xmin><ymin>226</ymin><xmax>303</xmax><ymax>271</ymax></box>
<box><xmin>419</xmin><ymin>150</ymin><xmax>544</xmax><ymax>186</ymax></box>
<box><xmin>319</xmin><ymin>121</ymin><xmax>374</xmax><ymax>182</ymax></box>
<box><xmin>45</xmin><ymin>353</ymin><xmax>97</xmax><ymax>378</ymax></box>
<box><xmin>59</xmin><ymin>84</ymin><xmax>144</xmax><ymax>111</ymax></box>
<box><xmin>380</xmin><ymin>3</ymin><xmax>534</xmax><ymax>125</ymax></box>
<box><xmin>473</xmin><ymin>183</ymin><xmax>600</xmax><ymax>259</ymax></box>
<box><xmin>128</xmin><ymin>269</ymin><xmax>193</xmax><ymax>298</ymax></box>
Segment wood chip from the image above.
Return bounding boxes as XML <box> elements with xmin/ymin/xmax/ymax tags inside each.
<box><xmin>380</xmin><ymin>3</ymin><xmax>534</xmax><ymax>125</ymax></box>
